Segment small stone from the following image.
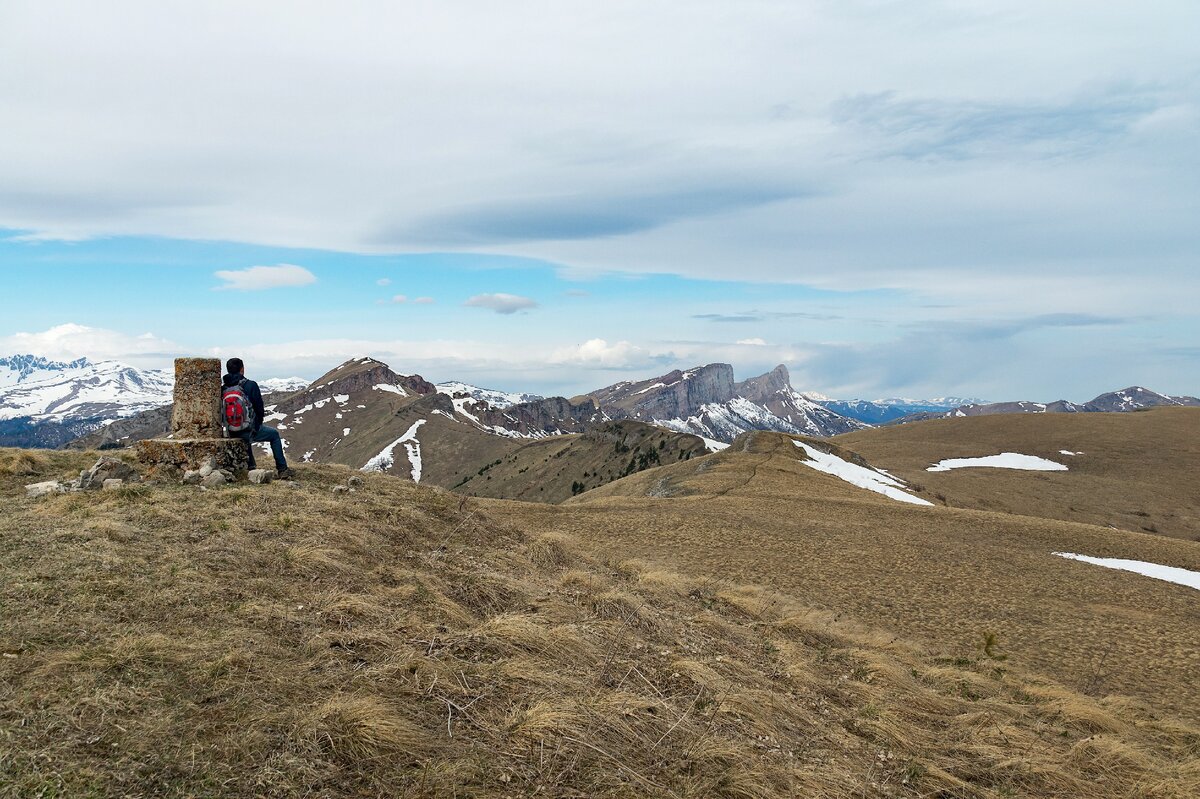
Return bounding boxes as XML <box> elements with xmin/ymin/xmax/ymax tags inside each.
<box><xmin>287</xmin><ymin>481</ymin><xmax>301</xmax><ymax>489</ymax></box>
<box><xmin>347</xmin><ymin>475</ymin><xmax>364</xmax><ymax>488</ymax></box>
<box><xmin>332</xmin><ymin>485</ymin><xmax>350</xmax><ymax>494</ymax></box>
<box><xmin>102</xmin><ymin>478</ymin><xmax>125</xmax><ymax>490</ymax></box>
<box><xmin>248</xmin><ymin>469</ymin><xmax>274</xmax><ymax>485</ymax></box>
<box><xmin>217</xmin><ymin>469</ymin><xmax>234</xmax><ymax>481</ymax></box>
<box><xmin>25</xmin><ymin>480</ymin><xmax>65</xmax><ymax>498</ymax></box>
<box><xmin>201</xmin><ymin>471</ymin><xmax>230</xmax><ymax>488</ymax></box>
<box><xmin>182</xmin><ymin>470</ymin><xmax>203</xmax><ymax>485</ymax></box>
<box><xmin>198</xmin><ymin>462</ymin><xmax>214</xmax><ymax>478</ymax></box>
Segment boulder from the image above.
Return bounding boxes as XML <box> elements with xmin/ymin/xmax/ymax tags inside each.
<box><xmin>248</xmin><ymin>469</ymin><xmax>275</xmax><ymax>485</ymax></box>
<box><xmin>201</xmin><ymin>471</ymin><xmax>230</xmax><ymax>488</ymax></box>
<box><xmin>102</xmin><ymin>478</ymin><xmax>125</xmax><ymax>490</ymax></box>
<box><xmin>332</xmin><ymin>484</ymin><xmax>350</xmax><ymax>494</ymax></box>
<box><xmin>347</xmin><ymin>475</ymin><xmax>364</xmax><ymax>488</ymax></box>
<box><xmin>25</xmin><ymin>480</ymin><xmax>65</xmax><ymax>498</ymax></box>
<box><xmin>182</xmin><ymin>470</ymin><xmax>203</xmax><ymax>485</ymax></box>
<box><xmin>80</xmin><ymin>457</ymin><xmax>137</xmax><ymax>490</ymax></box>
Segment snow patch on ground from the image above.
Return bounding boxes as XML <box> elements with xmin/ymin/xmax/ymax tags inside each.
<box><xmin>373</xmin><ymin>384</ymin><xmax>407</xmax><ymax>396</ymax></box>
<box><xmin>701</xmin><ymin>437</ymin><xmax>729</xmax><ymax>452</ymax></box>
<box><xmin>1054</xmin><ymin>553</ymin><xmax>1200</xmax><ymax>591</ymax></box>
<box><xmin>927</xmin><ymin>453</ymin><xmax>1068</xmax><ymax>472</ymax></box>
<box><xmin>794</xmin><ymin>441</ymin><xmax>932</xmax><ymax>506</ymax></box>
<box><xmin>342</xmin><ymin>427</ymin><xmax>351</xmax><ymax>437</ymax></box>
<box><xmin>362</xmin><ymin>419</ymin><xmax>426</xmax><ymax>481</ymax></box>
<box><xmin>1059</xmin><ymin>450</ymin><xmax>1083</xmax><ymax>456</ymax></box>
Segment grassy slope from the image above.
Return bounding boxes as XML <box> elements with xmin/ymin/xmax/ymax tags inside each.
<box><xmin>836</xmin><ymin>407</ymin><xmax>1200</xmax><ymax>541</ymax></box>
<box><xmin>2</xmin><ymin>448</ymin><xmax>1197</xmax><ymax>798</ymax></box>
<box><xmin>520</xmin><ymin>432</ymin><xmax>1200</xmax><ymax>721</ymax></box>
<box><xmin>453</xmin><ymin>421</ymin><xmax>708</xmax><ymax>504</ymax></box>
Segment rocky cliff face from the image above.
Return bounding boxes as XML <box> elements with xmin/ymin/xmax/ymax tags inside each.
<box><xmin>587</xmin><ymin>363</ymin><xmax>736</xmax><ymax>421</ymax></box>
<box><xmin>469</xmin><ymin>396</ymin><xmax>608</xmax><ymax>437</ymax></box>
<box><xmin>586</xmin><ymin>363</ymin><xmax>866</xmax><ymax>442</ymax></box>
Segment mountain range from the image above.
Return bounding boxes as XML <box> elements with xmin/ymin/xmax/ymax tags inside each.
<box><xmin>5</xmin><ymin>353</ymin><xmax>1197</xmax><ymax>493</ymax></box>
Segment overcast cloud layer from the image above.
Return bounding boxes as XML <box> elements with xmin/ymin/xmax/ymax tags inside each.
<box><xmin>1</xmin><ymin>1</ymin><xmax>1197</xmax><ymax>398</ymax></box>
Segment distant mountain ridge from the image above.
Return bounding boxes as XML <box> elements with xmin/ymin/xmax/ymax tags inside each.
<box><xmin>813</xmin><ymin>396</ymin><xmax>985</xmax><ymax>425</ymax></box>
<box><xmin>0</xmin><ymin>355</ymin><xmax>173</xmax><ymax>448</ymax></box>
<box><xmin>894</xmin><ymin>386</ymin><xmax>1200</xmax><ymax>424</ymax></box>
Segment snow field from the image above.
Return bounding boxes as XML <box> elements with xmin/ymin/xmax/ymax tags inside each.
<box><xmin>793</xmin><ymin>441</ymin><xmax>932</xmax><ymax>506</ymax></box>
<box><xmin>1054</xmin><ymin>553</ymin><xmax>1200</xmax><ymax>591</ymax></box>
<box><xmin>362</xmin><ymin>419</ymin><xmax>426</xmax><ymax>482</ymax></box>
<box><xmin>927</xmin><ymin>453</ymin><xmax>1068</xmax><ymax>472</ymax></box>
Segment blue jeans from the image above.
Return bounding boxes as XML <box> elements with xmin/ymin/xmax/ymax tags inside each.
<box><xmin>242</xmin><ymin>425</ymin><xmax>287</xmax><ymax>471</ymax></box>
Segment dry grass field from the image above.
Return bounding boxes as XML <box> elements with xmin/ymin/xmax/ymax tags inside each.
<box><xmin>3</xmin><ymin>447</ymin><xmax>1198</xmax><ymax>797</ymax></box>
<box><xmin>518</xmin><ymin>432</ymin><xmax>1200</xmax><ymax>722</ymax></box>
<box><xmin>837</xmin><ymin>407</ymin><xmax>1200</xmax><ymax>541</ymax></box>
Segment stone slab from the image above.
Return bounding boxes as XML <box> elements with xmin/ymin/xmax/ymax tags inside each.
<box><xmin>136</xmin><ymin>437</ymin><xmax>248</xmax><ymax>478</ymax></box>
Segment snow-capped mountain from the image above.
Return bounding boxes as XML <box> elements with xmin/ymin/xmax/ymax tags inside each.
<box><xmin>435</xmin><ymin>381</ymin><xmax>543</xmax><ymax>409</ymax></box>
<box><xmin>259</xmin><ymin>377</ymin><xmax>310</xmax><ymax>393</ymax></box>
<box><xmin>893</xmin><ymin>386</ymin><xmax>1199</xmax><ymax>424</ymax></box>
<box><xmin>0</xmin><ymin>355</ymin><xmax>174</xmax><ymax>448</ymax></box>
<box><xmin>585</xmin><ymin>363</ymin><xmax>868</xmax><ymax>443</ymax></box>
<box><xmin>0</xmin><ymin>355</ymin><xmax>172</xmax><ymax>423</ymax></box>
<box><xmin>813</xmin><ymin>396</ymin><xmax>985</xmax><ymax>425</ymax></box>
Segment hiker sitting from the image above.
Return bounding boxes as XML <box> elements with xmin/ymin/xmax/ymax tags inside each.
<box><xmin>221</xmin><ymin>357</ymin><xmax>292</xmax><ymax>479</ymax></box>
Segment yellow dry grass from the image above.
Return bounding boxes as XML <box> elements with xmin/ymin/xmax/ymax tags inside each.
<box><xmin>0</xmin><ymin>447</ymin><xmax>1197</xmax><ymax>798</ymax></box>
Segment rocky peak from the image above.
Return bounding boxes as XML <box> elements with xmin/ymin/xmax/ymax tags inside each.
<box><xmin>734</xmin><ymin>364</ymin><xmax>792</xmax><ymax>404</ymax></box>
<box><xmin>302</xmin><ymin>357</ymin><xmax>435</xmax><ymax>401</ymax></box>
<box><xmin>1</xmin><ymin>354</ymin><xmax>93</xmax><ymax>382</ymax></box>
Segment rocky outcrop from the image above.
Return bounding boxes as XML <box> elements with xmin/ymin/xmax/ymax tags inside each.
<box><xmin>587</xmin><ymin>363</ymin><xmax>736</xmax><ymax>421</ymax></box>
<box><xmin>472</xmin><ymin>395</ymin><xmax>608</xmax><ymax>436</ymax></box>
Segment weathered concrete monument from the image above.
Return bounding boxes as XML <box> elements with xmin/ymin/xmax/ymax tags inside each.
<box><xmin>136</xmin><ymin>357</ymin><xmax>248</xmax><ymax>477</ymax></box>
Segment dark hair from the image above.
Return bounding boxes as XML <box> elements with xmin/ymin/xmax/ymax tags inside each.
<box><xmin>226</xmin><ymin>357</ymin><xmax>244</xmax><ymax>375</ymax></box>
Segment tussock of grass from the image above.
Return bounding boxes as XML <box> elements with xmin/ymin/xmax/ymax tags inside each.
<box><xmin>1</xmin><ymin>447</ymin><xmax>1198</xmax><ymax>798</ymax></box>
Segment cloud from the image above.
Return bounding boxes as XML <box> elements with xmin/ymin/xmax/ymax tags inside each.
<box><xmin>463</xmin><ymin>293</ymin><xmax>538</xmax><ymax>314</ymax></box>
<box><xmin>213</xmin><ymin>264</ymin><xmax>316</xmax><ymax>291</ymax></box>
<box><xmin>376</xmin><ymin>278</ymin><xmax>391</xmax><ymax>286</ymax></box>
<box><xmin>412</xmin><ymin>296</ymin><xmax>435</xmax><ymax>304</ymax></box>
<box><xmin>390</xmin><ymin>294</ymin><xmax>407</xmax><ymax>304</ymax></box>
<box><xmin>0</xmin><ymin>323</ymin><xmax>178</xmax><ymax>368</ymax></box>
<box><xmin>694</xmin><ymin>313</ymin><xmax>762</xmax><ymax>323</ymax></box>
<box><xmin>832</xmin><ymin>87</ymin><xmax>1159</xmax><ymax>161</ymax></box>
<box><xmin>737</xmin><ymin>338</ymin><xmax>767</xmax><ymax>346</ymax></box>
<box><xmin>550</xmin><ymin>338</ymin><xmax>670</xmax><ymax>370</ymax></box>
<box><xmin>564</xmin><ymin>289</ymin><xmax>590</xmax><ymax>297</ymax></box>
<box><xmin>390</xmin><ymin>179</ymin><xmax>806</xmax><ymax>246</ymax></box>
<box><xmin>694</xmin><ymin>310</ymin><xmax>843</xmax><ymax>323</ymax></box>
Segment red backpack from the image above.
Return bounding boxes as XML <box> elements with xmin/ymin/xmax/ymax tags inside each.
<box><xmin>222</xmin><ymin>379</ymin><xmax>256</xmax><ymax>433</ymax></box>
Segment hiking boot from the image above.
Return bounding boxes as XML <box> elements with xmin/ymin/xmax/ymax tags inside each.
<box><xmin>277</xmin><ymin>467</ymin><xmax>294</xmax><ymax>480</ymax></box>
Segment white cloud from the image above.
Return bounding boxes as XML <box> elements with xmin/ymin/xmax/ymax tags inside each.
<box><xmin>463</xmin><ymin>293</ymin><xmax>538</xmax><ymax>314</ymax></box>
<box><xmin>412</xmin><ymin>296</ymin><xmax>435</xmax><ymax>304</ymax></box>
<box><xmin>376</xmin><ymin>277</ymin><xmax>392</xmax><ymax>286</ymax></box>
<box><xmin>213</xmin><ymin>264</ymin><xmax>316</xmax><ymax>291</ymax></box>
<box><xmin>737</xmin><ymin>337</ymin><xmax>767</xmax><ymax>346</ymax></box>
<box><xmin>0</xmin><ymin>323</ymin><xmax>178</xmax><ymax>368</ymax></box>
<box><xmin>551</xmin><ymin>338</ymin><xmax>656</xmax><ymax>369</ymax></box>
<box><xmin>390</xmin><ymin>294</ymin><xmax>407</xmax><ymax>304</ymax></box>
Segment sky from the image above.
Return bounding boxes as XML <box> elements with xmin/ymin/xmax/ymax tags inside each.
<box><xmin>1</xmin><ymin>1</ymin><xmax>1197</xmax><ymax>401</ymax></box>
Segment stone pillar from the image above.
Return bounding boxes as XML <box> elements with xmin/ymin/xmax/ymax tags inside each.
<box><xmin>171</xmin><ymin>358</ymin><xmax>224</xmax><ymax>439</ymax></box>
<box><xmin>137</xmin><ymin>357</ymin><xmax>249</xmax><ymax>478</ymax></box>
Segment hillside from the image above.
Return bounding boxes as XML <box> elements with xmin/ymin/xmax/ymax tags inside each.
<box><xmin>515</xmin><ymin>431</ymin><xmax>1200</xmax><ymax>722</ymax></box>
<box><xmin>450</xmin><ymin>420</ymin><xmax>709</xmax><ymax>503</ymax></box>
<box><xmin>836</xmin><ymin>407</ymin><xmax>1200</xmax><ymax>541</ymax></box>
<box><xmin>3</xmin><ymin>447</ymin><xmax>1198</xmax><ymax>798</ymax></box>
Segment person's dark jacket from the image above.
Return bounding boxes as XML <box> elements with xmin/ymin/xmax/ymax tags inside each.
<box><xmin>222</xmin><ymin>372</ymin><xmax>265</xmax><ymax>433</ymax></box>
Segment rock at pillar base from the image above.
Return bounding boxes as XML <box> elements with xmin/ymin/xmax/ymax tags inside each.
<box><xmin>136</xmin><ymin>438</ymin><xmax>249</xmax><ymax>479</ymax></box>
<box><xmin>172</xmin><ymin>357</ymin><xmax>224</xmax><ymax>439</ymax></box>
